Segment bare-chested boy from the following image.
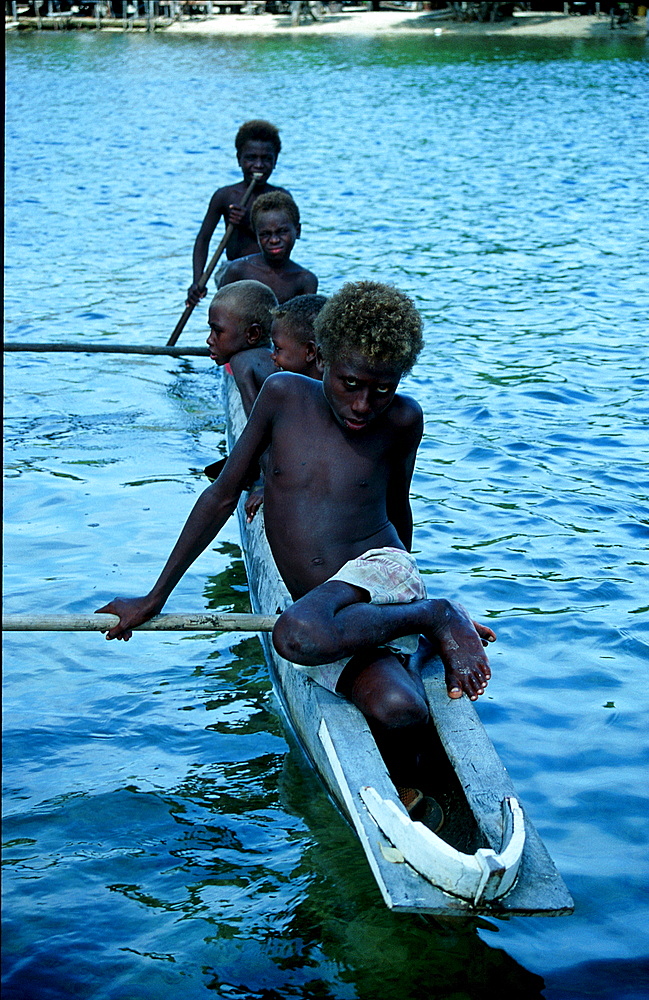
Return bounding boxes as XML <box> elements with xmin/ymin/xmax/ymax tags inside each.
<box><xmin>98</xmin><ymin>282</ymin><xmax>494</xmax><ymax>808</ymax></box>
<box><xmin>270</xmin><ymin>294</ymin><xmax>327</xmax><ymax>380</ymax></box>
<box><xmin>218</xmin><ymin>192</ymin><xmax>318</xmax><ymax>305</ymax></box>
<box><xmin>186</xmin><ymin>120</ymin><xmax>289</xmax><ymax>308</ymax></box>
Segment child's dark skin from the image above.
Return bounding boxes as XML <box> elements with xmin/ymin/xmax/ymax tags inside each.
<box><xmin>270</xmin><ymin>315</ymin><xmax>320</xmax><ymax>380</ymax></box>
<box><xmin>218</xmin><ymin>208</ymin><xmax>318</xmax><ymax>305</ymax></box>
<box><xmin>187</xmin><ymin>140</ymin><xmax>290</xmax><ymax>308</ymax></box>
<box><xmin>243</xmin><ymin>313</ymin><xmax>321</xmax><ymax>522</ymax></box>
<box><xmin>98</xmin><ymin>352</ymin><xmax>496</xmax><ymax>744</ymax></box>
<box><xmin>206</xmin><ymin>295</ymin><xmax>276</xmax><ymax>417</ymax></box>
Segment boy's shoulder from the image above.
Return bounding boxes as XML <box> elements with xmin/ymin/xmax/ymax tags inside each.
<box><xmin>289</xmin><ymin>260</ymin><xmax>315</xmax><ymax>276</ymax></box>
<box><xmin>220</xmin><ymin>255</ymin><xmax>259</xmax><ymax>281</ymax></box>
<box><xmin>386</xmin><ymin>392</ymin><xmax>424</xmax><ymax>432</ymax></box>
<box><xmin>229</xmin><ymin>348</ymin><xmax>276</xmax><ymax>409</ymax></box>
<box><xmin>212</xmin><ymin>180</ymin><xmax>290</xmax><ymax>201</ymax></box>
<box><xmin>262</xmin><ymin>369</ymin><xmax>318</xmax><ymax>391</ymax></box>
<box><xmin>390</xmin><ymin>392</ymin><xmax>424</xmax><ymax>420</ymax></box>
<box><xmin>234</xmin><ymin>253</ymin><xmax>265</xmax><ymax>271</ymax></box>
<box><xmin>258</xmin><ymin>370</ymin><xmax>320</xmax><ymax>404</ymax></box>
<box><xmin>209</xmin><ymin>182</ymin><xmax>245</xmax><ymax>206</ymax></box>
<box><xmin>229</xmin><ymin>345</ymin><xmax>273</xmax><ymax>373</ymax></box>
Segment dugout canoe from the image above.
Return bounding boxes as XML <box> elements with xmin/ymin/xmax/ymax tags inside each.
<box><xmin>225</xmin><ymin>374</ymin><xmax>573</xmax><ymax>917</ymax></box>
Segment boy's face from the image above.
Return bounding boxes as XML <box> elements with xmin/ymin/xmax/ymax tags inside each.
<box><xmin>320</xmin><ymin>350</ymin><xmax>403</xmax><ymax>433</ymax></box>
<box><xmin>255</xmin><ymin>210</ymin><xmax>299</xmax><ymax>265</ymax></box>
<box><xmin>270</xmin><ymin>318</ymin><xmax>309</xmax><ymax>374</ymax></box>
<box><xmin>206</xmin><ymin>301</ymin><xmax>248</xmax><ymax>365</ymax></box>
<box><xmin>237</xmin><ymin>140</ymin><xmax>277</xmax><ymax>185</ymax></box>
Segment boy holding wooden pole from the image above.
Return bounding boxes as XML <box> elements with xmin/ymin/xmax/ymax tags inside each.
<box><xmin>186</xmin><ymin>120</ymin><xmax>290</xmax><ymax>308</ymax></box>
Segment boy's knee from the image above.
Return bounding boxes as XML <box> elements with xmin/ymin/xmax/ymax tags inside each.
<box><xmin>367</xmin><ymin>686</ymin><xmax>428</xmax><ymax>730</ymax></box>
<box><xmin>272</xmin><ymin>608</ymin><xmax>335</xmax><ymax>666</ymax></box>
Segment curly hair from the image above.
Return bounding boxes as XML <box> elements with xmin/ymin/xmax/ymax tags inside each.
<box><xmin>272</xmin><ymin>294</ymin><xmax>328</xmax><ymax>345</ymax></box>
<box><xmin>251</xmin><ymin>191</ymin><xmax>300</xmax><ymax>233</ymax></box>
<box><xmin>212</xmin><ymin>281</ymin><xmax>278</xmax><ymax>345</ymax></box>
<box><xmin>314</xmin><ymin>282</ymin><xmax>423</xmax><ymax>373</ymax></box>
<box><xmin>235</xmin><ymin>120</ymin><xmax>281</xmax><ymax>158</ymax></box>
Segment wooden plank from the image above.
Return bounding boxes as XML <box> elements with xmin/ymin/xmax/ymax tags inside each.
<box><xmin>422</xmin><ymin>661</ymin><xmax>573</xmax><ymax>914</ymax></box>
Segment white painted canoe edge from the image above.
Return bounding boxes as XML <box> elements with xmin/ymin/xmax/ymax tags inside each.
<box><xmin>359</xmin><ymin>785</ymin><xmax>526</xmax><ymax>904</ymax></box>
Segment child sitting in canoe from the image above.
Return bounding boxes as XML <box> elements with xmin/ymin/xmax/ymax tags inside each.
<box><xmin>270</xmin><ymin>293</ymin><xmax>327</xmax><ymax>380</ymax></box>
<box><xmin>217</xmin><ymin>192</ymin><xmax>318</xmax><ymax>304</ymax></box>
<box><xmin>98</xmin><ymin>281</ymin><xmax>495</xmax><ymax>817</ymax></box>
<box><xmin>243</xmin><ymin>292</ymin><xmax>329</xmax><ymax>520</ymax></box>
<box><xmin>187</xmin><ymin>119</ymin><xmax>290</xmax><ymax>308</ymax></box>
<box><xmin>206</xmin><ymin>280</ymin><xmax>278</xmax><ymax>418</ymax></box>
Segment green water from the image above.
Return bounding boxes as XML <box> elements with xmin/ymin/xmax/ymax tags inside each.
<box><xmin>4</xmin><ymin>28</ymin><xmax>649</xmax><ymax>1000</ymax></box>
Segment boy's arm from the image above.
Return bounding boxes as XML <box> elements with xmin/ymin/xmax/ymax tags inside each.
<box><xmin>385</xmin><ymin>399</ymin><xmax>423</xmax><ymax>551</ymax></box>
<box><xmin>96</xmin><ymin>387</ymin><xmax>276</xmax><ymax>639</ymax></box>
<box><xmin>187</xmin><ymin>189</ymin><xmax>229</xmax><ymax>305</ymax></box>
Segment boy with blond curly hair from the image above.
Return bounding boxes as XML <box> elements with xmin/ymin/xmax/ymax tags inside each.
<box><xmin>99</xmin><ymin>281</ymin><xmax>494</xmax><ymax>814</ymax></box>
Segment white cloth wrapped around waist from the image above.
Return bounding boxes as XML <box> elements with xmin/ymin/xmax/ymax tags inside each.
<box><xmin>294</xmin><ymin>546</ymin><xmax>427</xmax><ymax>695</ymax></box>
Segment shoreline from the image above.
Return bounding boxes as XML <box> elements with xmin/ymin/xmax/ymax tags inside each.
<box><xmin>7</xmin><ymin>8</ymin><xmax>648</xmax><ymax>37</ymax></box>
<box><xmin>165</xmin><ymin>9</ymin><xmax>648</xmax><ymax>38</ymax></box>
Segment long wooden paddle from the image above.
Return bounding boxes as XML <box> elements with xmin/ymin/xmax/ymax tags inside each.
<box><xmin>167</xmin><ymin>173</ymin><xmax>262</xmax><ymax>347</ymax></box>
<box><xmin>2</xmin><ymin>613</ymin><xmax>278</xmax><ymax>632</ymax></box>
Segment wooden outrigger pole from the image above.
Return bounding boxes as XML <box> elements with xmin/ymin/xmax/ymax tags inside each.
<box><xmin>2</xmin><ymin>613</ymin><xmax>278</xmax><ymax>633</ymax></box>
<box><xmin>4</xmin><ymin>344</ymin><xmax>209</xmax><ymax>357</ymax></box>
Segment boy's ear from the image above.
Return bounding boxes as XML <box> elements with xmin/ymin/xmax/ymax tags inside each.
<box><xmin>295</xmin><ymin>222</ymin><xmax>302</xmax><ymax>240</ymax></box>
<box><xmin>304</xmin><ymin>340</ymin><xmax>317</xmax><ymax>363</ymax></box>
<box><xmin>245</xmin><ymin>323</ymin><xmax>264</xmax><ymax>346</ymax></box>
<box><xmin>315</xmin><ymin>346</ymin><xmax>325</xmax><ymax>374</ymax></box>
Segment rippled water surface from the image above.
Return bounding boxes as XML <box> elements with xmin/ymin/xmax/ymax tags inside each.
<box><xmin>4</xmin><ymin>28</ymin><xmax>649</xmax><ymax>1000</ymax></box>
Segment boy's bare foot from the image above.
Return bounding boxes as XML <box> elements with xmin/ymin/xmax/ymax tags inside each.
<box><xmin>424</xmin><ymin>601</ymin><xmax>492</xmax><ymax>702</ymax></box>
<box><xmin>473</xmin><ymin>620</ymin><xmax>497</xmax><ymax>647</ymax></box>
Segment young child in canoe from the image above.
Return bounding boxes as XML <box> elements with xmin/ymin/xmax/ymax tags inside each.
<box><xmin>98</xmin><ymin>281</ymin><xmax>495</xmax><ymax>817</ymax></box>
<box><xmin>243</xmin><ymin>292</ymin><xmax>329</xmax><ymax>520</ymax></box>
<box><xmin>206</xmin><ymin>280</ymin><xmax>278</xmax><ymax>419</ymax></box>
<box><xmin>270</xmin><ymin>293</ymin><xmax>327</xmax><ymax>380</ymax></box>
<box><xmin>186</xmin><ymin>120</ymin><xmax>290</xmax><ymax>308</ymax></box>
<box><xmin>217</xmin><ymin>192</ymin><xmax>318</xmax><ymax>304</ymax></box>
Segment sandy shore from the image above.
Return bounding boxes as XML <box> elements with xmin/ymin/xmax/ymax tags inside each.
<box><xmin>166</xmin><ymin>7</ymin><xmax>648</xmax><ymax>38</ymax></box>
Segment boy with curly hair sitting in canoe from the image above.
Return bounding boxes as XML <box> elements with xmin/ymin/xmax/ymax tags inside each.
<box><xmin>98</xmin><ymin>281</ymin><xmax>495</xmax><ymax>817</ymax></box>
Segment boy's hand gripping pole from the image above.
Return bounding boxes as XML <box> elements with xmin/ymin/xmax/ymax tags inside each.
<box><xmin>167</xmin><ymin>173</ymin><xmax>262</xmax><ymax>347</ymax></box>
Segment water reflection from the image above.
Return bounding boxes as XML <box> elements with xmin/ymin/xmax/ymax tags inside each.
<box><xmin>273</xmin><ymin>742</ymin><xmax>547</xmax><ymax>1000</ymax></box>
<box><xmin>5</xmin><ymin>28</ymin><xmax>649</xmax><ymax>1000</ymax></box>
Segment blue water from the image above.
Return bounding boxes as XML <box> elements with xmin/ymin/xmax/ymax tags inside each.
<box><xmin>4</xmin><ymin>27</ymin><xmax>649</xmax><ymax>1000</ymax></box>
